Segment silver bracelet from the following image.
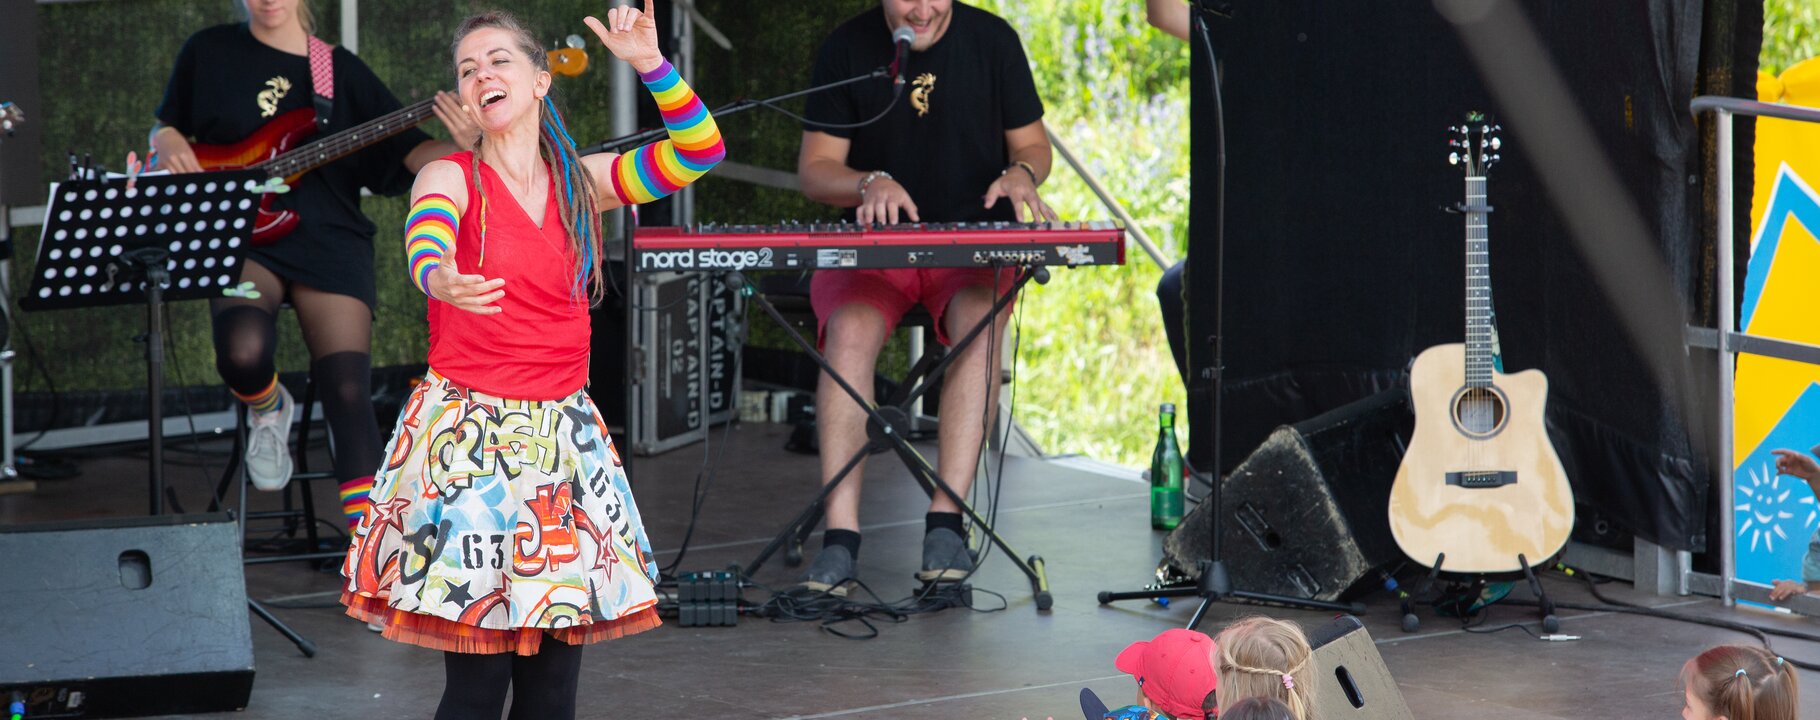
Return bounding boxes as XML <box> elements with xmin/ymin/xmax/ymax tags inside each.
<box><xmin>858</xmin><ymin>169</ymin><xmax>893</xmax><ymax>200</ymax></box>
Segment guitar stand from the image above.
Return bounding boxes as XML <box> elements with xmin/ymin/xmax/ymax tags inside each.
<box><xmin>734</xmin><ymin>266</ymin><xmax>1055</xmax><ymax>612</ymax></box>
<box><xmin>1399</xmin><ymin>552</ymin><xmax>1559</xmax><ymax>634</ymax></box>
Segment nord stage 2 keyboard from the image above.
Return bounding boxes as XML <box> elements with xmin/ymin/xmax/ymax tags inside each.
<box><xmin>631</xmin><ymin>221</ymin><xmax>1126</xmax><ymax>272</ymax></box>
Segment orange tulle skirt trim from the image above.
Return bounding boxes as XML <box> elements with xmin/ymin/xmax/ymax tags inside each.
<box><xmin>343</xmin><ymin>590</ymin><xmax>661</xmax><ymax>656</ymax></box>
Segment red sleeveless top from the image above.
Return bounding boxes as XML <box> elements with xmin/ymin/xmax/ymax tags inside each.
<box><xmin>427</xmin><ymin>152</ymin><xmax>591</xmax><ymax>400</ymax></box>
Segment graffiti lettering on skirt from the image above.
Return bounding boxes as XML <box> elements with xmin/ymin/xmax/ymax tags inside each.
<box><xmin>476</xmin><ymin>410</ymin><xmax>562</xmax><ymax>479</ymax></box>
<box><xmin>584</xmin><ymin>467</ymin><xmax>610</xmax><ymax>499</ymax></box>
<box><xmin>403</xmin><ymin>519</ymin><xmax>454</xmax><ymax>584</ymax></box>
<box><xmin>460</xmin><ymin>532</ymin><xmax>507</xmax><ymax>571</ymax></box>
<box><xmin>564</xmin><ymin>405</ymin><xmax>598</xmax><ymax>453</ymax></box>
<box><xmin>515</xmin><ymin>483</ymin><xmax>582</xmax><ymax>575</ymax></box>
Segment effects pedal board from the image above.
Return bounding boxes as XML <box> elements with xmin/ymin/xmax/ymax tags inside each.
<box><xmin>675</xmin><ymin>570</ymin><xmax>740</xmax><ymax>627</ymax></box>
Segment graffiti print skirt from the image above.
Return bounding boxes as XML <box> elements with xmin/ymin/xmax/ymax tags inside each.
<box><xmin>341</xmin><ymin>370</ymin><xmax>661</xmax><ymax>655</ymax></box>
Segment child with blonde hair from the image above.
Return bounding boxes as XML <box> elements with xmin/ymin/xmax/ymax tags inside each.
<box><xmin>1680</xmin><ymin>645</ymin><xmax>1798</xmax><ymax>720</ymax></box>
<box><xmin>1212</xmin><ymin>617</ymin><xmax>1315</xmax><ymax>719</ymax></box>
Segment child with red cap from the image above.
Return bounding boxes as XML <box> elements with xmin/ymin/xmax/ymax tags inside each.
<box><xmin>1106</xmin><ymin>628</ymin><xmax>1221</xmax><ymax>720</ymax></box>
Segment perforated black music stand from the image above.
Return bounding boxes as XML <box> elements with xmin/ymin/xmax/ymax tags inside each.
<box><xmin>23</xmin><ymin>170</ymin><xmax>264</xmax><ymax>513</ymax></box>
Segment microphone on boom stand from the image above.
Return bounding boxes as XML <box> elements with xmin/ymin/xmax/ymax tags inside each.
<box><xmin>890</xmin><ymin>25</ymin><xmax>916</xmax><ymax>86</ymax></box>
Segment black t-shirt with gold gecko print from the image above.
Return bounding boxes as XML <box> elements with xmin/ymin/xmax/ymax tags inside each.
<box><xmin>157</xmin><ymin>23</ymin><xmax>429</xmax><ymax>308</ymax></box>
<box><xmin>804</xmin><ymin>3</ymin><xmax>1045</xmax><ymax>224</ymax></box>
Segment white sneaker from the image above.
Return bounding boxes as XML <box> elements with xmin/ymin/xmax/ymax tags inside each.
<box><xmin>366</xmin><ymin>620</ymin><xmax>384</xmax><ymax>633</ymax></box>
<box><xmin>245</xmin><ymin>384</ymin><xmax>295</xmax><ymax>492</ymax></box>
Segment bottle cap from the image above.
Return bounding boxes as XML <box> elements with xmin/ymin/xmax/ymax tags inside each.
<box><xmin>1160</xmin><ymin>403</ymin><xmax>1176</xmax><ymax>413</ymax></box>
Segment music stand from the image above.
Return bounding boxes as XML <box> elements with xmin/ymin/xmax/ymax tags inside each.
<box><xmin>22</xmin><ymin>170</ymin><xmax>264</xmax><ymax>514</ymax></box>
<box><xmin>17</xmin><ymin>172</ymin><xmax>318</xmax><ymax>657</ymax></box>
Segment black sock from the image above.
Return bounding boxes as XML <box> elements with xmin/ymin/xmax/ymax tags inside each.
<box><xmin>823</xmin><ymin>529</ymin><xmax>862</xmax><ymax>558</ymax></box>
<box><xmin>925</xmin><ymin>512</ymin><xmax>964</xmax><ymax>537</ymax></box>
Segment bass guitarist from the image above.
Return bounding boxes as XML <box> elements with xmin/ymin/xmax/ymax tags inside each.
<box><xmin>151</xmin><ymin>0</ymin><xmax>475</xmax><ymax>530</ymax></box>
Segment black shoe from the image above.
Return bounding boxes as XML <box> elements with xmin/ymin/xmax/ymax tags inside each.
<box><xmin>798</xmin><ymin>545</ymin><xmax>856</xmax><ymax>597</ymax></box>
<box><xmin>916</xmin><ymin>527</ymin><xmax>976</xmax><ymax>583</ymax></box>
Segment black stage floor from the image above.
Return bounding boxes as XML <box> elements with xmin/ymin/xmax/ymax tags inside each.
<box><xmin>3</xmin><ymin>421</ymin><xmax>1817</xmax><ymax>719</ymax></box>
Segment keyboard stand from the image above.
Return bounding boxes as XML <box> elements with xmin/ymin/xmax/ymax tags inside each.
<box><xmin>731</xmin><ymin>266</ymin><xmax>1054</xmax><ymax>612</ymax></box>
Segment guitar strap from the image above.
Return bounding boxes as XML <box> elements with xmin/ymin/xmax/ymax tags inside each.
<box><xmin>307</xmin><ymin>36</ymin><xmax>335</xmax><ymax>131</ymax></box>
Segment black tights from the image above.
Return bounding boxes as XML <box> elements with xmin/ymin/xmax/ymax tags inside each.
<box><xmin>434</xmin><ymin>639</ymin><xmax>586</xmax><ymax>720</ymax></box>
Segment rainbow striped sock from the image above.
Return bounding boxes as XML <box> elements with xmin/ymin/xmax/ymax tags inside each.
<box><xmin>339</xmin><ymin>475</ymin><xmax>373</xmax><ymax>531</ymax></box>
<box><xmin>609</xmin><ymin>59</ymin><xmax>725</xmax><ymax>205</ymax></box>
<box><xmin>234</xmin><ymin>375</ymin><xmax>285</xmax><ymax>415</ymax></box>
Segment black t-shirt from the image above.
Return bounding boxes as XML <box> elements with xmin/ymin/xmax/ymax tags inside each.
<box><xmin>804</xmin><ymin>3</ymin><xmax>1044</xmax><ymax>224</ymax></box>
<box><xmin>157</xmin><ymin>23</ymin><xmax>430</xmax><ymax>306</ymax></box>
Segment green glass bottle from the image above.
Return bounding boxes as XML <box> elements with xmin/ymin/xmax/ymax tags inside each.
<box><xmin>1151</xmin><ymin>403</ymin><xmax>1185</xmax><ymax>530</ymax></box>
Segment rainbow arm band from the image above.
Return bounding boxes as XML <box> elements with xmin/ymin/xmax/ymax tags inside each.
<box><xmin>406</xmin><ymin>193</ymin><xmax>457</xmax><ymax>298</ymax></box>
<box><xmin>609</xmin><ymin>59</ymin><xmax>726</xmax><ymax>206</ymax></box>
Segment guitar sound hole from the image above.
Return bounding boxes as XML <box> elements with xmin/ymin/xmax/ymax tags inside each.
<box><xmin>1453</xmin><ymin>387</ymin><xmax>1506</xmax><ymax>436</ymax></box>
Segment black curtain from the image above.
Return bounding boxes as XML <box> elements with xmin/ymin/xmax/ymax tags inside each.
<box><xmin>1183</xmin><ymin>0</ymin><xmax>1756</xmax><ymax>552</ymax></box>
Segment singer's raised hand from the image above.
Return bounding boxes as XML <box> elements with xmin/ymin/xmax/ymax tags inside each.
<box><xmin>584</xmin><ymin>0</ymin><xmax>663</xmax><ymax>74</ymax></box>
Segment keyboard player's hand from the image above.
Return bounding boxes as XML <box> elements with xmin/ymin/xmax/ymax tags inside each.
<box><xmin>856</xmin><ymin>176</ymin><xmax>920</xmax><ymax>226</ymax></box>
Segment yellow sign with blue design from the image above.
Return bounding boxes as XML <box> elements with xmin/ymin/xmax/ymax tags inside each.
<box><xmin>1733</xmin><ymin>58</ymin><xmax>1820</xmax><ymax>589</ymax></box>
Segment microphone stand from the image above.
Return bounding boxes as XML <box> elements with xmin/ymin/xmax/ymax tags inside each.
<box><xmin>578</xmin><ymin>65</ymin><xmax>896</xmax><ymax>156</ymax></box>
<box><xmin>1096</xmin><ymin>0</ymin><xmax>1363</xmax><ymax>627</ymax></box>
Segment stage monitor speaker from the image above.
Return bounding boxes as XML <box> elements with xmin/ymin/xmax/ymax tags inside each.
<box><xmin>0</xmin><ymin>513</ymin><xmax>255</xmax><ymax>718</ymax></box>
<box><xmin>1164</xmin><ymin>388</ymin><xmax>1411</xmax><ymax>602</ymax></box>
<box><xmin>1306</xmin><ymin>615</ymin><xmax>1414</xmax><ymax>720</ymax></box>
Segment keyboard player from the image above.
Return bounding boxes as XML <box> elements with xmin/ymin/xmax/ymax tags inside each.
<box><xmin>793</xmin><ymin>0</ymin><xmax>1058</xmax><ymax>594</ymax></box>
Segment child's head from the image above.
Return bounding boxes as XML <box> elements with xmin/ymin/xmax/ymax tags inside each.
<box><xmin>1114</xmin><ymin>628</ymin><xmax>1220</xmax><ymax>719</ymax></box>
<box><xmin>1680</xmin><ymin>645</ymin><xmax>1797</xmax><ymax>720</ymax></box>
<box><xmin>1220</xmin><ymin>696</ymin><xmax>1296</xmax><ymax>720</ymax></box>
<box><xmin>1212</xmin><ymin>616</ymin><xmax>1315</xmax><ymax>719</ymax></box>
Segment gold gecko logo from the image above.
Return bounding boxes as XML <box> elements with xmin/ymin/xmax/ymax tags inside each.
<box><xmin>256</xmin><ymin>76</ymin><xmax>293</xmax><ymax>118</ymax></box>
<box><xmin>910</xmin><ymin>73</ymin><xmax>936</xmax><ymax>117</ymax></box>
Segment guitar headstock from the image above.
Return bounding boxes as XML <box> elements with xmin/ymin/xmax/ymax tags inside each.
<box><xmin>547</xmin><ymin>35</ymin><xmax>589</xmax><ymax>78</ymax></box>
<box><xmin>1448</xmin><ymin>111</ymin><xmax>1501</xmax><ymax>176</ymax></box>
<box><xmin>0</xmin><ymin>102</ymin><xmax>23</xmax><ymax>136</ymax></box>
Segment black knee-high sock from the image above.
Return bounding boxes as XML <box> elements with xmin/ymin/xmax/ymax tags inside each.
<box><xmin>507</xmin><ymin>638</ymin><xmax>585</xmax><ymax>720</ymax></box>
<box><xmin>313</xmin><ymin>351</ymin><xmax>383</xmax><ymax>528</ymax></box>
<box><xmin>311</xmin><ymin>351</ymin><xmax>382</xmax><ymax>480</ymax></box>
<box><xmin>212</xmin><ymin>306</ymin><xmax>278</xmax><ymax>397</ymax></box>
<box><xmin>434</xmin><ymin>651</ymin><xmax>512</xmax><ymax>720</ymax></box>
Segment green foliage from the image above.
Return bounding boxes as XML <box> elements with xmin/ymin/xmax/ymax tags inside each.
<box><xmin>1763</xmin><ymin>0</ymin><xmax>1820</xmax><ymax>76</ymax></box>
<box><xmin>973</xmin><ymin>0</ymin><xmax>1190</xmax><ymax>466</ymax></box>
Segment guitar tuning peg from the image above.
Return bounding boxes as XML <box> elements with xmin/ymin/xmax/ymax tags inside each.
<box><xmin>1490</xmin><ymin>137</ymin><xmax>1502</xmax><ymax>150</ymax></box>
<box><xmin>1449</xmin><ymin>152</ymin><xmax>1461</xmax><ymax>165</ymax></box>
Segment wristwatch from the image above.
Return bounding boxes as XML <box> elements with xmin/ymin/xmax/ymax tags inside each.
<box><xmin>858</xmin><ymin>169</ymin><xmax>893</xmax><ymax>200</ymax></box>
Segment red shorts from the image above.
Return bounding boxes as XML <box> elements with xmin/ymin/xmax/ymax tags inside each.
<box><xmin>810</xmin><ymin>267</ymin><xmax>1019</xmax><ymax>347</ymax></box>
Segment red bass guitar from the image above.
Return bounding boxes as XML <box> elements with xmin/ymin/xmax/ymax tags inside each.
<box><xmin>189</xmin><ymin>48</ymin><xmax>587</xmax><ymax>246</ymax></box>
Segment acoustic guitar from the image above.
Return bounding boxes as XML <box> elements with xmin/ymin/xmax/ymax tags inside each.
<box><xmin>1386</xmin><ymin>115</ymin><xmax>1574</xmax><ymax>574</ymax></box>
<box><xmin>189</xmin><ymin>47</ymin><xmax>587</xmax><ymax>246</ymax></box>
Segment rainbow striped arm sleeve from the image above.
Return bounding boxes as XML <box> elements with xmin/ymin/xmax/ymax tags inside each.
<box><xmin>406</xmin><ymin>193</ymin><xmax>457</xmax><ymax>297</ymax></box>
<box><xmin>609</xmin><ymin>59</ymin><xmax>726</xmax><ymax>205</ymax></box>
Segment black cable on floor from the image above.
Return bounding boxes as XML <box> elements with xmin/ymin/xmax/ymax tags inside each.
<box><xmin>1482</xmin><ymin>566</ymin><xmax>1820</xmax><ymax>672</ymax></box>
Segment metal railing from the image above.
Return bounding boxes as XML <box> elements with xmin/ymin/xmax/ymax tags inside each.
<box><xmin>1690</xmin><ymin>95</ymin><xmax>1820</xmax><ymax>614</ymax></box>
<box><xmin>1047</xmin><ymin>128</ymin><xmax>1174</xmax><ymax>271</ymax></box>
